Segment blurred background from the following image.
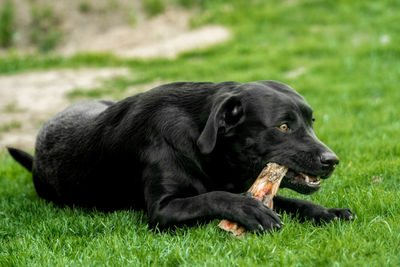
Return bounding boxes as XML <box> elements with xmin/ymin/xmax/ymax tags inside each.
<box><xmin>0</xmin><ymin>0</ymin><xmax>229</xmax><ymax>56</ymax></box>
<box><xmin>1</xmin><ymin>1</ymin><xmax>400</xmax><ymax>265</ymax></box>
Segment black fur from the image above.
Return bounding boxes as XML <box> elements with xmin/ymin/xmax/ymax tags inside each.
<box><xmin>7</xmin><ymin>147</ymin><xmax>33</xmax><ymax>171</ymax></box>
<box><xmin>8</xmin><ymin>81</ymin><xmax>354</xmax><ymax>232</ymax></box>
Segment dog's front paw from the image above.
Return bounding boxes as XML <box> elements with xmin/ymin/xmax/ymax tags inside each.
<box><xmin>229</xmin><ymin>196</ymin><xmax>283</xmax><ymax>233</ymax></box>
<box><xmin>303</xmin><ymin>207</ymin><xmax>355</xmax><ymax>224</ymax></box>
<box><xmin>327</xmin><ymin>208</ymin><xmax>356</xmax><ymax>221</ymax></box>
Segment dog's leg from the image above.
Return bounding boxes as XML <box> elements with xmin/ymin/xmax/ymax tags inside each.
<box><xmin>142</xmin><ymin>164</ymin><xmax>282</xmax><ymax>232</ymax></box>
<box><xmin>147</xmin><ymin>190</ymin><xmax>283</xmax><ymax>232</ymax></box>
<box><xmin>273</xmin><ymin>194</ymin><xmax>354</xmax><ymax>223</ymax></box>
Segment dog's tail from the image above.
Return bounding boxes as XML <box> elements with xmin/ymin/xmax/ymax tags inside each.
<box><xmin>7</xmin><ymin>147</ymin><xmax>33</xmax><ymax>171</ymax></box>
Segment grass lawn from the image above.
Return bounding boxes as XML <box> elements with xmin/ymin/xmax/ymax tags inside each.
<box><xmin>1</xmin><ymin>0</ymin><xmax>400</xmax><ymax>266</ymax></box>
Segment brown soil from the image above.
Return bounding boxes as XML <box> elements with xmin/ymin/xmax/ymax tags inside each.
<box><xmin>6</xmin><ymin>1</ymin><xmax>231</xmax><ymax>58</ymax></box>
<box><xmin>0</xmin><ymin>68</ymin><xmax>130</xmax><ymax>150</ymax></box>
<box><xmin>59</xmin><ymin>7</ymin><xmax>230</xmax><ymax>59</ymax></box>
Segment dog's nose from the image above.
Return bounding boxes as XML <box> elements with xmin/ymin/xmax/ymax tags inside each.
<box><xmin>320</xmin><ymin>151</ymin><xmax>339</xmax><ymax>167</ymax></box>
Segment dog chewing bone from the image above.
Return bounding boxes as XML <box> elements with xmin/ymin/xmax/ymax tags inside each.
<box><xmin>218</xmin><ymin>162</ymin><xmax>288</xmax><ymax>236</ymax></box>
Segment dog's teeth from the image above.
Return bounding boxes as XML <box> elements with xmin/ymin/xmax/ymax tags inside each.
<box><xmin>305</xmin><ymin>176</ymin><xmax>309</xmax><ymax>183</ymax></box>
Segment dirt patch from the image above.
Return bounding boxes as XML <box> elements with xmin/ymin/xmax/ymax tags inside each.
<box><xmin>58</xmin><ymin>8</ymin><xmax>231</xmax><ymax>58</ymax></box>
<box><xmin>0</xmin><ymin>68</ymin><xmax>130</xmax><ymax>150</ymax></box>
<box><xmin>58</xmin><ymin>7</ymin><xmax>187</xmax><ymax>56</ymax></box>
<box><xmin>7</xmin><ymin>0</ymin><xmax>142</xmax><ymax>51</ymax></box>
<box><xmin>284</xmin><ymin>66</ymin><xmax>307</xmax><ymax>79</ymax></box>
<box><xmin>5</xmin><ymin>1</ymin><xmax>231</xmax><ymax>58</ymax></box>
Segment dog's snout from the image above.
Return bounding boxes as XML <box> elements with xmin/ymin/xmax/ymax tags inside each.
<box><xmin>320</xmin><ymin>151</ymin><xmax>339</xmax><ymax>167</ymax></box>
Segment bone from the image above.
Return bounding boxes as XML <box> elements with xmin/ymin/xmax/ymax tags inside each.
<box><xmin>218</xmin><ymin>162</ymin><xmax>288</xmax><ymax>237</ymax></box>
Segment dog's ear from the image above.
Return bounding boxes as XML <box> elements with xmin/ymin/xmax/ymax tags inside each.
<box><xmin>197</xmin><ymin>95</ymin><xmax>244</xmax><ymax>154</ymax></box>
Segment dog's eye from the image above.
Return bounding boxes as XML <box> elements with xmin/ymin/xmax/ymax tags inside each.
<box><xmin>279</xmin><ymin>123</ymin><xmax>289</xmax><ymax>132</ymax></box>
<box><xmin>312</xmin><ymin>117</ymin><xmax>316</xmax><ymax>124</ymax></box>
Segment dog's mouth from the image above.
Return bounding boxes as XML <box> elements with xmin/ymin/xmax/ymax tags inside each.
<box><xmin>281</xmin><ymin>169</ymin><xmax>321</xmax><ymax>194</ymax></box>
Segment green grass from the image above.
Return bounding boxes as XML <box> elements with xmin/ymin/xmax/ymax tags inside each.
<box><xmin>0</xmin><ymin>121</ymin><xmax>21</xmax><ymax>132</ymax></box>
<box><xmin>143</xmin><ymin>0</ymin><xmax>165</xmax><ymax>17</ymax></box>
<box><xmin>1</xmin><ymin>0</ymin><xmax>400</xmax><ymax>265</ymax></box>
<box><xmin>29</xmin><ymin>5</ymin><xmax>63</xmax><ymax>53</ymax></box>
<box><xmin>0</xmin><ymin>0</ymin><xmax>15</xmax><ymax>47</ymax></box>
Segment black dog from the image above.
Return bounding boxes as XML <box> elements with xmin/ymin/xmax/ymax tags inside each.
<box><xmin>8</xmin><ymin>81</ymin><xmax>354</xmax><ymax>232</ymax></box>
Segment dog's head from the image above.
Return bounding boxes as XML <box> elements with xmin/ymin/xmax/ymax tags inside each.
<box><xmin>197</xmin><ymin>81</ymin><xmax>339</xmax><ymax>194</ymax></box>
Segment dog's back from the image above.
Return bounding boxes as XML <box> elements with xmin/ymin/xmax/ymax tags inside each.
<box><xmin>8</xmin><ymin>82</ymin><xmax>236</xmax><ymax>209</ymax></box>
<box><xmin>32</xmin><ymin>100</ymin><xmax>114</xmax><ymax>205</ymax></box>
